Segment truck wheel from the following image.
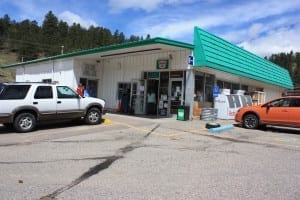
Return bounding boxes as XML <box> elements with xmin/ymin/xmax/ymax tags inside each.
<box><xmin>13</xmin><ymin>113</ymin><xmax>36</xmax><ymax>133</ymax></box>
<box><xmin>85</xmin><ymin>108</ymin><xmax>102</xmax><ymax>125</ymax></box>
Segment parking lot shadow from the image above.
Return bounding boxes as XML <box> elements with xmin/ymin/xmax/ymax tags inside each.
<box><xmin>234</xmin><ymin>123</ymin><xmax>299</xmax><ymax>135</ymax></box>
<box><xmin>266</xmin><ymin>126</ymin><xmax>300</xmax><ymax>135</ymax></box>
<box><xmin>0</xmin><ymin>119</ymin><xmax>106</xmax><ymax>134</ymax></box>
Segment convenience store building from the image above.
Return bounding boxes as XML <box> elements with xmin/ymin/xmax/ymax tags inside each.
<box><xmin>1</xmin><ymin>27</ymin><xmax>293</xmax><ymax>118</ymax></box>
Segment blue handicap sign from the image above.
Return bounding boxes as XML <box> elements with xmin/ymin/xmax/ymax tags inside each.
<box><xmin>213</xmin><ymin>85</ymin><xmax>219</xmax><ymax>98</ymax></box>
<box><xmin>188</xmin><ymin>55</ymin><xmax>194</xmax><ymax>65</ymax></box>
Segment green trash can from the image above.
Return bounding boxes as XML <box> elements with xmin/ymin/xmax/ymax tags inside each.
<box><xmin>177</xmin><ymin>106</ymin><xmax>190</xmax><ymax>121</ymax></box>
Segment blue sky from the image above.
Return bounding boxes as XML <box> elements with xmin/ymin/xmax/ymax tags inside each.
<box><xmin>1</xmin><ymin>0</ymin><xmax>300</xmax><ymax>57</ymax></box>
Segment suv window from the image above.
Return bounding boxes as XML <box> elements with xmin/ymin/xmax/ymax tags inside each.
<box><xmin>0</xmin><ymin>83</ymin><xmax>4</xmax><ymax>94</ymax></box>
<box><xmin>269</xmin><ymin>98</ymin><xmax>290</xmax><ymax>107</ymax></box>
<box><xmin>34</xmin><ymin>86</ymin><xmax>53</xmax><ymax>99</ymax></box>
<box><xmin>0</xmin><ymin>85</ymin><xmax>31</xmax><ymax>100</ymax></box>
<box><xmin>290</xmin><ymin>98</ymin><xmax>300</xmax><ymax>107</ymax></box>
<box><xmin>57</xmin><ymin>86</ymin><xmax>78</xmax><ymax>98</ymax></box>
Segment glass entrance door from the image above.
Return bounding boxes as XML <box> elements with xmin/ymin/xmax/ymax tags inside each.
<box><xmin>170</xmin><ymin>79</ymin><xmax>183</xmax><ymax>114</ymax></box>
<box><xmin>146</xmin><ymin>79</ymin><xmax>159</xmax><ymax>115</ymax></box>
<box><xmin>131</xmin><ymin>79</ymin><xmax>145</xmax><ymax>115</ymax></box>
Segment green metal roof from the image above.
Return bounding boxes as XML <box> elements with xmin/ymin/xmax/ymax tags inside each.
<box><xmin>1</xmin><ymin>37</ymin><xmax>194</xmax><ymax>69</ymax></box>
<box><xmin>194</xmin><ymin>27</ymin><xmax>294</xmax><ymax>89</ymax></box>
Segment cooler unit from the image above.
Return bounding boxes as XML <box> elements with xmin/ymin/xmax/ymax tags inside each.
<box><xmin>214</xmin><ymin>94</ymin><xmax>243</xmax><ymax>119</ymax></box>
<box><xmin>239</xmin><ymin>95</ymin><xmax>253</xmax><ymax>107</ymax></box>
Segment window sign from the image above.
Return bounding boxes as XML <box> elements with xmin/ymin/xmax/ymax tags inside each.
<box><xmin>156</xmin><ymin>59</ymin><xmax>169</xmax><ymax>70</ymax></box>
<box><xmin>148</xmin><ymin>72</ymin><xmax>159</xmax><ymax>79</ymax></box>
<box><xmin>82</xmin><ymin>63</ymin><xmax>97</xmax><ymax>77</ymax></box>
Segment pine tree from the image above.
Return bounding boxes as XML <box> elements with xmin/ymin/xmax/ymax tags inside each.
<box><xmin>57</xmin><ymin>21</ymin><xmax>69</xmax><ymax>53</ymax></box>
<box><xmin>0</xmin><ymin>15</ymin><xmax>11</xmax><ymax>48</ymax></box>
<box><xmin>41</xmin><ymin>11</ymin><xmax>59</xmax><ymax>56</ymax></box>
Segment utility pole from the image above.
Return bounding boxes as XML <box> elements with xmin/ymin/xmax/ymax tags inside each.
<box><xmin>61</xmin><ymin>45</ymin><xmax>64</xmax><ymax>55</ymax></box>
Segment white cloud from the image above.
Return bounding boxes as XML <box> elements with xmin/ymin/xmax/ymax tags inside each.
<box><xmin>239</xmin><ymin>24</ymin><xmax>300</xmax><ymax>57</ymax></box>
<box><xmin>126</xmin><ymin>0</ymin><xmax>300</xmax><ymax>55</ymax></box>
<box><xmin>58</xmin><ymin>11</ymin><xmax>98</xmax><ymax>28</ymax></box>
<box><xmin>248</xmin><ymin>23</ymin><xmax>264</xmax><ymax>38</ymax></box>
<box><xmin>132</xmin><ymin>14</ymin><xmax>225</xmax><ymax>42</ymax></box>
<box><xmin>108</xmin><ymin>0</ymin><xmax>198</xmax><ymax>13</ymax></box>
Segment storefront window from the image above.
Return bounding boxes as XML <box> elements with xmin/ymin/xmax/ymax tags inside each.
<box><xmin>204</xmin><ymin>74</ymin><xmax>215</xmax><ymax>103</ymax></box>
<box><xmin>241</xmin><ymin>85</ymin><xmax>248</xmax><ymax>92</ymax></box>
<box><xmin>224</xmin><ymin>81</ymin><xmax>231</xmax><ymax>89</ymax></box>
<box><xmin>80</xmin><ymin>78</ymin><xmax>98</xmax><ymax>97</ymax></box>
<box><xmin>232</xmin><ymin>83</ymin><xmax>240</xmax><ymax>93</ymax></box>
<box><xmin>117</xmin><ymin>82</ymin><xmax>131</xmax><ymax>100</ymax></box>
<box><xmin>217</xmin><ymin>80</ymin><xmax>223</xmax><ymax>89</ymax></box>
<box><xmin>194</xmin><ymin>73</ymin><xmax>204</xmax><ymax>102</ymax></box>
<box><xmin>217</xmin><ymin>79</ymin><xmax>243</xmax><ymax>94</ymax></box>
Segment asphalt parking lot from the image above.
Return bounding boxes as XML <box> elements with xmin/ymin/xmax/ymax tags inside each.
<box><xmin>0</xmin><ymin>113</ymin><xmax>299</xmax><ymax>200</ymax></box>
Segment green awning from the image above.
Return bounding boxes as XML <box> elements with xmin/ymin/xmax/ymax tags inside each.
<box><xmin>194</xmin><ymin>27</ymin><xmax>293</xmax><ymax>89</ymax></box>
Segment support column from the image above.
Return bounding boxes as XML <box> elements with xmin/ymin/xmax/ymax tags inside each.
<box><xmin>184</xmin><ymin>67</ymin><xmax>195</xmax><ymax>120</ymax></box>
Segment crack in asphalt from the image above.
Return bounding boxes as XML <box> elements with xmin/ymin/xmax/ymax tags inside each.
<box><xmin>0</xmin><ymin>136</ymin><xmax>127</xmax><ymax>148</ymax></box>
<box><xmin>0</xmin><ymin>156</ymin><xmax>117</xmax><ymax>165</ymax></box>
<box><xmin>40</xmin><ymin>155</ymin><xmax>122</xmax><ymax>200</ymax></box>
<box><xmin>144</xmin><ymin>124</ymin><xmax>160</xmax><ymax>138</ymax></box>
<box><xmin>40</xmin><ymin>124</ymin><xmax>160</xmax><ymax>200</ymax></box>
<box><xmin>0</xmin><ymin>125</ymin><xmax>160</xmax><ymax>148</ymax></box>
<box><xmin>0</xmin><ymin>142</ymin><xmax>34</xmax><ymax>147</ymax></box>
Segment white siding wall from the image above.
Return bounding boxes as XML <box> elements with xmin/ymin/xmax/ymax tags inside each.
<box><xmin>16</xmin><ymin>62</ymin><xmax>53</xmax><ymax>82</ymax></box>
<box><xmin>16</xmin><ymin>59</ymin><xmax>75</xmax><ymax>87</ymax></box>
<box><xmin>53</xmin><ymin>60</ymin><xmax>76</xmax><ymax>87</ymax></box>
<box><xmin>264</xmin><ymin>86</ymin><xmax>283</xmax><ymax>101</ymax></box>
<box><xmin>102</xmin><ymin>50</ymin><xmax>191</xmax><ymax>109</ymax></box>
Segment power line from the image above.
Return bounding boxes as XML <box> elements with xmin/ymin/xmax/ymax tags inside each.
<box><xmin>0</xmin><ymin>36</ymin><xmax>62</xmax><ymax>49</ymax></box>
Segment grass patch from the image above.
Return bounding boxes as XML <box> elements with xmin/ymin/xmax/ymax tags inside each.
<box><xmin>0</xmin><ymin>50</ymin><xmax>17</xmax><ymax>81</ymax></box>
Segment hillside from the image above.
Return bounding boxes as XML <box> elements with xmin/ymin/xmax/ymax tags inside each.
<box><xmin>0</xmin><ymin>50</ymin><xmax>17</xmax><ymax>82</ymax></box>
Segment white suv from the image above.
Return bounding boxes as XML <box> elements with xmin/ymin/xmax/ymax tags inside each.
<box><xmin>0</xmin><ymin>82</ymin><xmax>105</xmax><ymax>132</ymax></box>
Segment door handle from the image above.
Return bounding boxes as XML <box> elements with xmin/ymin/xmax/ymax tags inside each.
<box><xmin>57</xmin><ymin>101</ymin><xmax>62</xmax><ymax>104</ymax></box>
<box><xmin>33</xmin><ymin>102</ymin><xmax>38</xmax><ymax>105</ymax></box>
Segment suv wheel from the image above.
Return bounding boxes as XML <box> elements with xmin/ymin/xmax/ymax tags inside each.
<box><xmin>14</xmin><ymin>113</ymin><xmax>36</xmax><ymax>133</ymax></box>
<box><xmin>243</xmin><ymin>113</ymin><xmax>259</xmax><ymax>129</ymax></box>
<box><xmin>85</xmin><ymin>108</ymin><xmax>102</xmax><ymax>125</ymax></box>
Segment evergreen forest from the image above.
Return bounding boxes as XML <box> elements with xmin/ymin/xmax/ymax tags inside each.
<box><xmin>266</xmin><ymin>52</ymin><xmax>300</xmax><ymax>87</ymax></box>
<box><xmin>0</xmin><ymin>11</ymin><xmax>149</xmax><ymax>62</ymax></box>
